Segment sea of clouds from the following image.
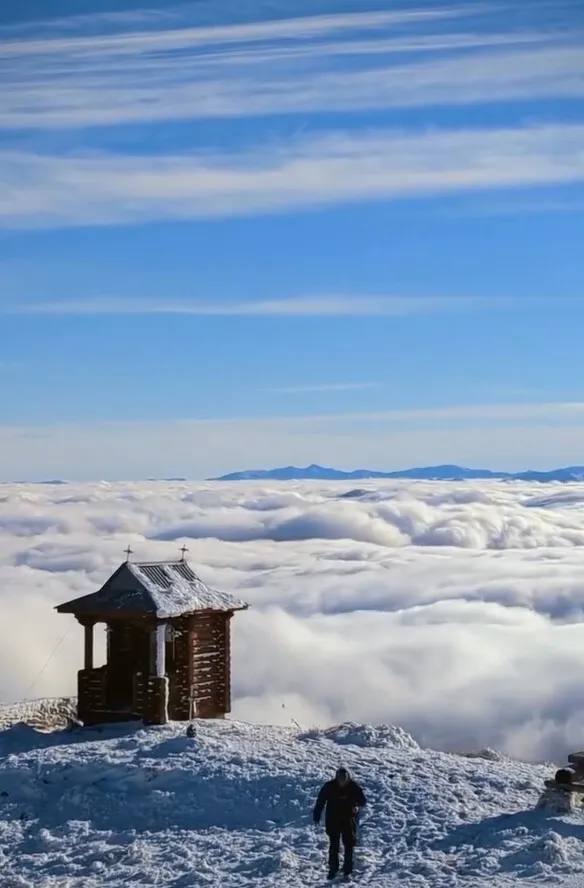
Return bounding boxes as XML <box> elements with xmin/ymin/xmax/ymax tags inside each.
<box><xmin>3</xmin><ymin>478</ymin><xmax>584</xmax><ymax>763</ymax></box>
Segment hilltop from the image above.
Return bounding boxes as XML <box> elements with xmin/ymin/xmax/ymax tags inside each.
<box><xmin>211</xmin><ymin>464</ymin><xmax>584</xmax><ymax>483</ymax></box>
<box><xmin>2</xmin><ymin>701</ymin><xmax>584</xmax><ymax>887</ymax></box>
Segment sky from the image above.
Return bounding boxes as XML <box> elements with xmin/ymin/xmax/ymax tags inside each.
<box><xmin>1</xmin><ymin>0</ymin><xmax>584</xmax><ymax>480</ymax></box>
<box><xmin>6</xmin><ymin>476</ymin><xmax>584</xmax><ymax>764</ymax></box>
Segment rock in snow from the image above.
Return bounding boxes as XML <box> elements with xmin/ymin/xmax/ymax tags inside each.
<box><xmin>1</xmin><ymin>712</ymin><xmax>584</xmax><ymax>886</ymax></box>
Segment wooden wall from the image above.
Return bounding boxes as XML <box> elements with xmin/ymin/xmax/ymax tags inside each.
<box><xmin>167</xmin><ymin>618</ymin><xmax>191</xmax><ymax>720</ymax></box>
<box><xmin>78</xmin><ymin>666</ymin><xmax>107</xmax><ymax>724</ymax></box>
<box><xmin>189</xmin><ymin>612</ymin><xmax>231</xmax><ymax>717</ymax></box>
<box><xmin>77</xmin><ymin>611</ymin><xmax>234</xmax><ymax>726</ymax></box>
<box><xmin>106</xmin><ymin>622</ymin><xmax>150</xmax><ymax>712</ymax></box>
<box><xmin>163</xmin><ymin>612</ymin><xmax>232</xmax><ymax>719</ymax></box>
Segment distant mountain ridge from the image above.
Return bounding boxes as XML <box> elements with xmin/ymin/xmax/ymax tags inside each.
<box><xmin>211</xmin><ymin>463</ymin><xmax>584</xmax><ymax>482</ymax></box>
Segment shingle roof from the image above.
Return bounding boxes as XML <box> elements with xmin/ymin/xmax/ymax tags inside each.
<box><xmin>55</xmin><ymin>560</ymin><xmax>249</xmax><ymax>619</ymax></box>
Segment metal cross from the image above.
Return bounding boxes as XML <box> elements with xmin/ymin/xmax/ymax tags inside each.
<box><xmin>124</xmin><ymin>545</ymin><xmax>133</xmax><ymax>562</ymax></box>
<box><xmin>179</xmin><ymin>544</ymin><xmax>189</xmax><ymax>561</ymax></box>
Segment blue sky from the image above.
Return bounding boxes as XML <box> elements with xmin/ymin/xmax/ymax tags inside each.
<box><xmin>1</xmin><ymin>0</ymin><xmax>584</xmax><ymax>480</ymax></box>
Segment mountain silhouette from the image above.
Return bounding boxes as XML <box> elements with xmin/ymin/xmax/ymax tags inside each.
<box><xmin>211</xmin><ymin>463</ymin><xmax>584</xmax><ymax>482</ymax></box>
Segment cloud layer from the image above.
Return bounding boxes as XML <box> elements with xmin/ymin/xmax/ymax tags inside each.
<box><xmin>2</xmin><ymin>295</ymin><xmax>508</xmax><ymax>317</ymax></box>
<box><xmin>3</xmin><ymin>477</ymin><xmax>584</xmax><ymax>763</ymax></box>
<box><xmin>2</xmin><ymin>123</ymin><xmax>584</xmax><ymax>228</ymax></box>
<box><xmin>1</xmin><ymin>0</ymin><xmax>583</xmax><ymax>228</ymax></box>
<box><xmin>1</xmin><ymin>3</ymin><xmax>581</xmax><ymax>129</ymax></box>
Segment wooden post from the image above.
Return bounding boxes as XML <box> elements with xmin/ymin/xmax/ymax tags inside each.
<box><xmin>189</xmin><ymin>685</ymin><xmax>197</xmax><ymax>721</ymax></box>
<box><xmin>188</xmin><ymin>618</ymin><xmax>195</xmax><ymax>720</ymax></box>
<box><xmin>84</xmin><ymin>623</ymin><xmax>94</xmax><ymax>670</ymax></box>
<box><xmin>143</xmin><ymin>622</ymin><xmax>169</xmax><ymax>726</ymax></box>
<box><xmin>155</xmin><ymin>623</ymin><xmax>166</xmax><ymax>678</ymax></box>
<box><xmin>224</xmin><ymin>614</ymin><xmax>232</xmax><ymax>715</ymax></box>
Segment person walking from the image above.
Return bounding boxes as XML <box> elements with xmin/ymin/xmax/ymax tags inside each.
<box><xmin>313</xmin><ymin>767</ymin><xmax>366</xmax><ymax>880</ymax></box>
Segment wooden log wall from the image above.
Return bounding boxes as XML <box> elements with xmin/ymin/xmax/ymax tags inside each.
<box><xmin>106</xmin><ymin>622</ymin><xmax>150</xmax><ymax>711</ymax></box>
<box><xmin>132</xmin><ymin>671</ymin><xmax>146</xmax><ymax>717</ymax></box>
<box><xmin>143</xmin><ymin>676</ymin><xmax>169</xmax><ymax>725</ymax></box>
<box><xmin>167</xmin><ymin>619</ymin><xmax>191</xmax><ymax>721</ymax></box>
<box><xmin>189</xmin><ymin>612</ymin><xmax>230</xmax><ymax>717</ymax></box>
<box><xmin>77</xmin><ymin>612</ymin><xmax>235</xmax><ymax>724</ymax></box>
<box><xmin>223</xmin><ymin>614</ymin><xmax>232</xmax><ymax>715</ymax></box>
<box><xmin>77</xmin><ymin>666</ymin><xmax>107</xmax><ymax>724</ymax></box>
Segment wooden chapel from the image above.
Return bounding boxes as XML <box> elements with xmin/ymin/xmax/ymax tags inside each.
<box><xmin>55</xmin><ymin>549</ymin><xmax>248</xmax><ymax>726</ymax></box>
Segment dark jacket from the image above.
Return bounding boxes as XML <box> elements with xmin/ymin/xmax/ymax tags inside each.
<box><xmin>313</xmin><ymin>778</ymin><xmax>366</xmax><ymax>835</ymax></box>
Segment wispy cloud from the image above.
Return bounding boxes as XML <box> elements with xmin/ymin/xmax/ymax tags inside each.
<box><xmin>2</xmin><ymin>123</ymin><xmax>584</xmax><ymax>229</ymax></box>
<box><xmin>0</xmin><ymin>7</ymin><xmax>467</xmax><ymax>56</ymax></box>
<box><xmin>230</xmin><ymin>400</ymin><xmax>584</xmax><ymax>428</ymax></box>
<box><xmin>4</xmin><ymin>400</ymin><xmax>584</xmax><ymax>432</ymax></box>
<box><xmin>0</xmin><ymin>2</ymin><xmax>584</xmax><ymax>129</ymax></box>
<box><xmin>0</xmin><ymin>0</ymin><xmax>579</xmax><ymax>131</ymax></box>
<box><xmin>268</xmin><ymin>382</ymin><xmax>381</xmax><ymax>394</ymax></box>
<box><xmin>2</xmin><ymin>295</ymin><xmax>540</xmax><ymax>316</ymax></box>
<box><xmin>4</xmin><ymin>32</ymin><xmax>574</xmax><ymax>129</ymax></box>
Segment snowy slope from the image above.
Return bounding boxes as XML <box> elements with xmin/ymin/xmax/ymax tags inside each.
<box><xmin>2</xmin><ymin>714</ymin><xmax>584</xmax><ymax>887</ymax></box>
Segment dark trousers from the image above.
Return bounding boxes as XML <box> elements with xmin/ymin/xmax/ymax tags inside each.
<box><xmin>328</xmin><ymin>827</ymin><xmax>355</xmax><ymax>876</ymax></box>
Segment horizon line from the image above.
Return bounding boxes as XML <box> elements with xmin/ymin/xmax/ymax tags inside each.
<box><xmin>4</xmin><ymin>458</ymin><xmax>584</xmax><ymax>485</ymax></box>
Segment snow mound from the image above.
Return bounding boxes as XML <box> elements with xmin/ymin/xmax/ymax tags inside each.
<box><xmin>298</xmin><ymin>721</ymin><xmax>420</xmax><ymax>750</ymax></box>
<box><xmin>0</xmin><ymin>710</ymin><xmax>580</xmax><ymax>887</ymax></box>
<box><xmin>0</xmin><ymin>697</ymin><xmax>77</xmax><ymax>732</ymax></box>
<box><xmin>459</xmin><ymin>747</ymin><xmax>507</xmax><ymax>762</ymax></box>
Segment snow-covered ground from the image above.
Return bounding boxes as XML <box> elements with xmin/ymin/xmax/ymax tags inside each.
<box><xmin>2</xmin><ymin>709</ymin><xmax>584</xmax><ymax>888</ymax></box>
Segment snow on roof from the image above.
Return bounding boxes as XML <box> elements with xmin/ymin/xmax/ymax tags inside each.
<box><xmin>55</xmin><ymin>559</ymin><xmax>248</xmax><ymax>618</ymax></box>
<box><xmin>128</xmin><ymin>561</ymin><xmax>248</xmax><ymax>617</ymax></box>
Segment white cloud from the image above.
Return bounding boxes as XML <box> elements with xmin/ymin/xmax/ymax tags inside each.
<box><xmin>1</xmin><ymin>123</ymin><xmax>584</xmax><ymax>228</ymax></box>
<box><xmin>3</xmin><ymin>36</ymin><xmax>575</xmax><ymax>129</ymax></box>
<box><xmin>4</xmin><ymin>476</ymin><xmax>584</xmax><ymax>762</ymax></box>
<box><xmin>0</xmin><ymin>0</ymin><xmax>577</xmax><ymax>130</ymax></box>
<box><xmin>0</xmin><ymin>7</ymin><xmax>468</xmax><ymax>58</ymax></box>
<box><xmin>269</xmin><ymin>382</ymin><xmax>381</xmax><ymax>393</ymax></box>
<box><xmin>3</xmin><ymin>295</ymin><xmax>521</xmax><ymax>316</ymax></box>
